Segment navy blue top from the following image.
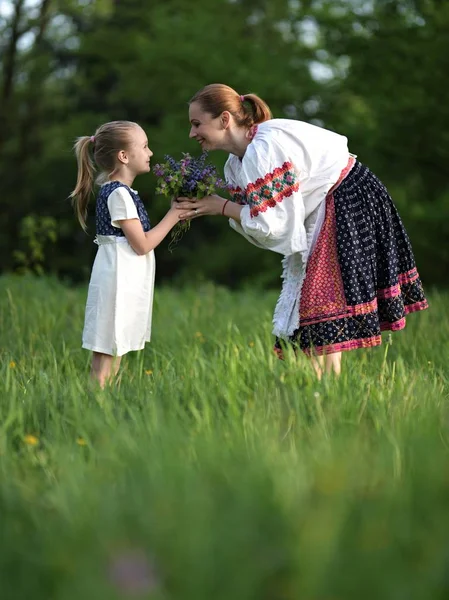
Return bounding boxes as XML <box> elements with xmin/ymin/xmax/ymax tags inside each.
<box><xmin>95</xmin><ymin>181</ymin><xmax>151</xmax><ymax>236</ymax></box>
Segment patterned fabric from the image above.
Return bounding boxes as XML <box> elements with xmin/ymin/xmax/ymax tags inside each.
<box><xmin>274</xmin><ymin>161</ymin><xmax>428</xmax><ymax>357</ymax></box>
<box><xmin>227</xmin><ymin>186</ymin><xmax>246</xmax><ymax>206</ymax></box>
<box><xmin>95</xmin><ymin>181</ymin><xmax>151</xmax><ymax>236</ymax></box>
<box><xmin>228</xmin><ymin>162</ymin><xmax>300</xmax><ymax>217</ymax></box>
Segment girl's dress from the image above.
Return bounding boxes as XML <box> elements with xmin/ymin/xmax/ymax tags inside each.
<box><xmin>82</xmin><ymin>181</ymin><xmax>155</xmax><ymax>356</ymax></box>
<box><xmin>224</xmin><ymin>119</ymin><xmax>428</xmax><ymax>356</ymax></box>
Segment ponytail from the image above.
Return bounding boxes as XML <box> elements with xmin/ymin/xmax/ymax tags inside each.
<box><xmin>69</xmin><ymin>120</ymin><xmax>138</xmax><ymax>231</ymax></box>
<box><xmin>190</xmin><ymin>84</ymin><xmax>272</xmax><ymax>130</ymax></box>
<box><xmin>240</xmin><ymin>93</ymin><xmax>272</xmax><ymax>126</ymax></box>
<box><xmin>70</xmin><ymin>136</ymin><xmax>95</xmax><ymax>231</ymax></box>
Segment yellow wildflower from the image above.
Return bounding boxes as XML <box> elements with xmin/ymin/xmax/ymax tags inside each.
<box><xmin>194</xmin><ymin>332</ymin><xmax>203</xmax><ymax>338</ymax></box>
<box><xmin>249</xmin><ymin>341</ymin><xmax>255</xmax><ymax>347</ymax></box>
<box><xmin>9</xmin><ymin>361</ymin><xmax>16</xmax><ymax>368</ymax></box>
<box><xmin>24</xmin><ymin>434</ymin><xmax>38</xmax><ymax>446</ymax></box>
<box><xmin>145</xmin><ymin>369</ymin><xmax>153</xmax><ymax>375</ymax></box>
<box><xmin>76</xmin><ymin>438</ymin><xmax>87</xmax><ymax>446</ymax></box>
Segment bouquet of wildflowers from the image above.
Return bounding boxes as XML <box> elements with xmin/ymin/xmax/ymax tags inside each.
<box><xmin>153</xmin><ymin>152</ymin><xmax>226</xmax><ymax>250</ymax></box>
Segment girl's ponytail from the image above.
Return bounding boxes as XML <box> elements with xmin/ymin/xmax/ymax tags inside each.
<box><xmin>70</xmin><ymin>136</ymin><xmax>96</xmax><ymax>231</ymax></box>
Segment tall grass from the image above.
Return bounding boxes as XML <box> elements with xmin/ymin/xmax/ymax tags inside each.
<box><xmin>0</xmin><ymin>274</ymin><xmax>448</xmax><ymax>599</ymax></box>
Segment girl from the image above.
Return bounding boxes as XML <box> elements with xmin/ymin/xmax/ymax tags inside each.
<box><xmin>70</xmin><ymin>120</ymin><xmax>180</xmax><ymax>387</ymax></box>
<box><xmin>176</xmin><ymin>84</ymin><xmax>428</xmax><ymax>378</ymax></box>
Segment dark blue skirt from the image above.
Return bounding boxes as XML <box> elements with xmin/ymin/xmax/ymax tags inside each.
<box><xmin>275</xmin><ymin>160</ymin><xmax>428</xmax><ymax>357</ymax></box>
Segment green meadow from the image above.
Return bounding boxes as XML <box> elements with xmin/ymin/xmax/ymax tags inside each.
<box><xmin>0</xmin><ymin>274</ymin><xmax>448</xmax><ymax>600</ymax></box>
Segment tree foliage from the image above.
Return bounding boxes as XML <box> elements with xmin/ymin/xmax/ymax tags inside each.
<box><xmin>0</xmin><ymin>0</ymin><xmax>447</xmax><ymax>286</ymax></box>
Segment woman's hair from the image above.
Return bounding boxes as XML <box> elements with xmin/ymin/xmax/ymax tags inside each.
<box><xmin>189</xmin><ymin>84</ymin><xmax>272</xmax><ymax>128</ymax></box>
<box><xmin>70</xmin><ymin>120</ymin><xmax>139</xmax><ymax>231</ymax></box>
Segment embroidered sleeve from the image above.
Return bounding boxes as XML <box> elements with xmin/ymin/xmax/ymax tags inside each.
<box><xmin>244</xmin><ymin>162</ymin><xmax>299</xmax><ymax>217</ymax></box>
<box><xmin>227</xmin><ymin>186</ymin><xmax>246</xmax><ymax>205</ymax></box>
<box><xmin>232</xmin><ymin>138</ymin><xmax>308</xmax><ymax>256</ymax></box>
<box><xmin>107</xmin><ymin>187</ymin><xmax>139</xmax><ymax>228</ymax></box>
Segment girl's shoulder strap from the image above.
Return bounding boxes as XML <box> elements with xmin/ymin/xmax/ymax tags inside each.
<box><xmin>101</xmin><ymin>180</ymin><xmax>126</xmax><ymax>193</ymax></box>
<box><xmin>99</xmin><ymin>181</ymin><xmax>137</xmax><ymax>200</ymax></box>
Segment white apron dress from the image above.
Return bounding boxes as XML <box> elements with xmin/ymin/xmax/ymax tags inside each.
<box><xmin>82</xmin><ymin>185</ymin><xmax>155</xmax><ymax>356</ymax></box>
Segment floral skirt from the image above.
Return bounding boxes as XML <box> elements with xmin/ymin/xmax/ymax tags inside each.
<box><xmin>275</xmin><ymin>160</ymin><xmax>428</xmax><ymax>357</ymax></box>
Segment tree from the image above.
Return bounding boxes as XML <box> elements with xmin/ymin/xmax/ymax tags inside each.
<box><xmin>1</xmin><ymin>0</ymin><xmax>447</xmax><ymax>284</ymax></box>
<box><xmin>309</xmin><ymin>0</ymin><xmax>449</xmax><ymax>282</ymax></box>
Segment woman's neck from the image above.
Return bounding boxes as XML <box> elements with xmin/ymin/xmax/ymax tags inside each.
<box><xmin>224</xmin><ymin>128</ymin><xmax>252</xmax><ymax>158</ymax></box>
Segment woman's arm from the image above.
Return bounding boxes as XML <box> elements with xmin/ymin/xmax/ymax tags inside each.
<box><xmin>119</xmin><ymin>208</ymin><xmax>179</xmax><ymax>255</ymax></box>
<box><xmin>175</xmin><ymin>194</ymin><xmax>243</xmax><ymax>223</ymax></box>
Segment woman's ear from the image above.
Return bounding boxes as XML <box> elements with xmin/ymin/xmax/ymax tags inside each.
<box><xmin>221</xmin><ymin>111</ymin><xmax>231</xmax><ymax>129</ymax></box>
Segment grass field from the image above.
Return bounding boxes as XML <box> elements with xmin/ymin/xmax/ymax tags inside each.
<box><xmin>1</xmin><ymin>274</ymin><xmax>448</xmax><ymax>599</ymax></box>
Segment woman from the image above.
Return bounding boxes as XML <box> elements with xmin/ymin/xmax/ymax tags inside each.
<box><xmin>177</xmin><ymin>84</ymin><xmax>428</xmax><ymax>377</ymax></box>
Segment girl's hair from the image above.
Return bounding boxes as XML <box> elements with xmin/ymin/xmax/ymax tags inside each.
<box><xmin>189</xmin><ymin>84</ymin><xmax>272</xmax><ymax>128</ymax></box>
<box><xmin>70</xmin><ymin>120</ymin><xmax>139</xmax><ymax>231</ymax></box>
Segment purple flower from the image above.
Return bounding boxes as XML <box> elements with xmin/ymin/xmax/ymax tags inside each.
<box><xmin>153</xmin><ymin>164</ymin><xmax>165</xmax><ymax>177</ymax></box>
<box><xmin>108</xmin><ymin>549</ymin><xmax>160</xmax><ymax>595</ymax></box>
<box><xmin>153</xmin><ymin>150</ymin><xmax>225</xmax><ymax>248</ymax></box>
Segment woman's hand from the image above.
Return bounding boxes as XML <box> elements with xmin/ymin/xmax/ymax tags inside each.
<box><xmin>175</xmin><ymin>194</ymin><xmax>225</xmax><ymax>220</ymax></box>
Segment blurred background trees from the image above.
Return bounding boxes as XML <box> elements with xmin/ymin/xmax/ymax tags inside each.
<box><xmin>1</xmin><ymin>0</ymin><xmax>447</xmax><ymax>287</ymax></box>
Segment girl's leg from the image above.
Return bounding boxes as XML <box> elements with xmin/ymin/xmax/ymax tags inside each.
<box><xmin>91</xmin><ymin>352</ymin><xmax>122</xmax><ymax>388</ymax></box>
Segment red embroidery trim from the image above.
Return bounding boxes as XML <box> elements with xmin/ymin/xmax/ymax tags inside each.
<box><xmin>302</xmin><ymin>335</ymin><xmax>382</xmax><ymax>356</ymax></box>
<box><xmin>227</xmin><ymin>162</ymin><xmax>300</xmax><ymax>217</ymax></box>
<box><xmin>246</xmin><ymin>162</ymin><xmax>299</xmax><ymax>217</ymax></box>
<box><xmin>228</xmin><ymin>186</ymin><xmax>245</xmax><ymax>205</ymax></box>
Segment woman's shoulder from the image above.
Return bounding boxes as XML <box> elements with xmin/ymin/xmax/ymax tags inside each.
<box><xmin>250</xmin><ymin>119</ymin><xmax>348</xmax><ymax>163</ymax></box>
<box><xmin>257</xmin><ymin>118</ymin><xmax>346</xmax><ymax>141</ymax></box>
<box><xmin>256</xmin><ymin>118</ymin><xmax>302</xmax><ymax>135</ymax></box>
<box><xmin>247</xmin><ymin>119</ymin><xmax>301</xmax><ymax>155</ymax></box>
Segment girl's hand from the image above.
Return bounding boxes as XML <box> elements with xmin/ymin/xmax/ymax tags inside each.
<box><xmin>175</xmin><ymin>194</ymin><xmax>225</xmax><ymax>220</ymax></box>
<box><xmin>168</xmin><ymin>196</ymin><xmax>180</xmax><ymax>215</ymax></box>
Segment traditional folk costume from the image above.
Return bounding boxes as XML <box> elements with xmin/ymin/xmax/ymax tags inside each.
<box><xmin>224</xmin><ymin>119</ymin><xmax>428</xmax><ymax>356</ymax></box>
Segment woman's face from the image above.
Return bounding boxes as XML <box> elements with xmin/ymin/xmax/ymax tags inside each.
<box><xmin>189</xmin><ymin>102</ymin><xmax>226</xmax><ymax>151</ymax></box>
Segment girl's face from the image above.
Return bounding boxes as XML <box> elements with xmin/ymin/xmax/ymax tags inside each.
<box><xmin>126</xmin><ymin>126</ymin><xmax>153</xmax><ymax>174</ymax></box>
<box><xmin>189</xmin><ymin>102</ymin><xmax>227</xmax><ymax>151</ymax></box>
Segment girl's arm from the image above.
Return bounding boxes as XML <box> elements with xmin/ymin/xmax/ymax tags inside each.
<box><xmin>176</xmin><ymin>194</ymin><xmax>244</xmax><ymax>223</ymax></box>
<box><xmin>119</xmin><ymin>208</ymin><xmax>179</xmax><ymax>255</ymax></box>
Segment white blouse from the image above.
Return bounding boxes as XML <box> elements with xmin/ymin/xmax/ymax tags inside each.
<box><xmin>224</xmin><ymin>119</ymin><xmax>351</xmax><ymax>338</ymax></box>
